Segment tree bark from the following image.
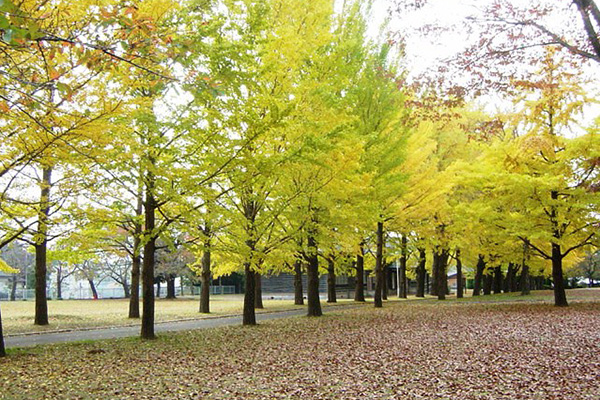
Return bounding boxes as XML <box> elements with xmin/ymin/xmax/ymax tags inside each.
<box><xmin>354</xmin><ymin>244</ymin><xmax>365</xmax><ymax>302</ymax></box>
<box><xmin>10</xmin><ymin>276</ymin><xmax>17</xmax><ymax>301</ymax></box>
<box><xmin>473</xmin><ymin>255</ymin><xmax>485</xmax><ymax>296</ymax></box>
<box><xmin>521</xmin><ymin>242</ymin><xmax>531</xmax><ymax>296</ymax></box>
<box><xmin>493</xmin><ymin>266</ymin><xmax>503</xmax><ymax>294</ymax></box>
<box><xmin>374</xmin><ymin>221</ymin><xmax>384</xmax><ymax>308</ymax></box>
<box><xmin>88</xmin><ymin>279</ymin><xmax>98</xmax><ymax>300</ymax></box>
<box><xmin>166</xmin><ymin>274</ymin><xmax>176</xmax><ymax>299</ymax></box>
<box><xmin>243</xmin><ymin>260</ymin><xmax>256</xmax><ymax>325</ymax></box>
<box><xmin>430</xmin><ymin>249</ymin><xmax>438</xmax><ymax>297</ymax></box>
<box><xmin>0</xmin><ymin>306</ymin><xmax>5</xmax><ymax>357</ymax></box>
<box><xmin>510</xmin><ymin>264</ymin><xmax>520</xmax><ymax>292</ymax></box>
<box><xmin>140</xmin><ymin>166</ymin><xmax>157</xmax><ymax>339</ymax></box>
<box><xmin>35</xmin><ymin>167</ymin><xmax>52</xmax><ymax>326</ymax></box>
<box><xmin>327</xmin><ymin>258</ymin><xmax>336</xmax><ymax>303</ymax></box>
<box><xmin>415</xmin><ymin>248</ymin><xmax>426</xmax><ymax>297</ymax></box>
<box><xmin>199</xmin><ymin>236</ymin><xmax>211</xmax><ymax>313</ymax></box>
<box><xmin>254</xmin><ymin>272</ymin><xmax>264</xmax><ymax>309</ymax></box>
<box><xmin>434</xmin><ymin>248</ymin><xmax>448</xmax><ymax>300</ymax></box>
<box><xmin>306</xmin><ymin>226</ymin><xmax>322</xmax><ymax>317</ymax></box>
<box><xmin>399</xmin><ymin>235</ymin><xmax>408</xmax><ymax>298</ymax></box>
<box><xmin>456</xmin><ymin>249</ymin><xmax>463</xmax><ymax>299</ymax></box>
<box><xmin>382</xmin><ymin>261</ymin><xmax>388</xmax><ymax>300</ymax></box>
<box><xmin>552</xmin><ymin>243</ymin><xmax>568</xmax><ymax>306</ymax></box>
<box><xmin>122</xmin><ymin>279</ymin><xmax>130</xmax><ymax>299</ymax></box>
<box><xmin>294</xmin><ymin>260</ymin><xmax>304</xmax><ymax>305</ymax></box>
<box><xmin>128</xmin><ymin>190</ymin><xmax>143</xmax><ymax>319</ymax></box>
<box><xmin>483</xmin><ymin>273</ymin><xmax>493</xmax><ymax>295</ymax></box>
<box><xmin>242</xmin><ymin>196</ymin><xmax>259</xmax><ymax>325</ymax></box>
<box><xmin>56</xmin><ymin>268</ymin><xmax>62</xmax><ymax>300</ymax></box>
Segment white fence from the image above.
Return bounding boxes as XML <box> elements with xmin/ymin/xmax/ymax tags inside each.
<box><xmin>0</xmin><ymin>285</ymin><xmax>237</xmax><ymax>301</ymax></box>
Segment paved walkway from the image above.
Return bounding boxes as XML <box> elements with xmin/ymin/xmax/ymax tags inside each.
<box><xmin>5</xmin><ymin>304</ymin><xmax>360</xmax><ymax>349</ymax></box>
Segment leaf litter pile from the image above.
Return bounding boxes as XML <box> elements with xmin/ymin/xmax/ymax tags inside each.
<box><xmin>1</xmin><ymin>300</ymin><xmax>599</xmax><ymax>399</ymax></box>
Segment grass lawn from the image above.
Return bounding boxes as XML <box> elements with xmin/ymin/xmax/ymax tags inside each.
<box><xmin>0</xmin><ymin>295</ymin><xmax>356</xmax><ymax>335</ymax></box>
<box><xmin>0</xmin><ymin>289</ymin><xmax>599</xmax><ymax>399</ymax></box>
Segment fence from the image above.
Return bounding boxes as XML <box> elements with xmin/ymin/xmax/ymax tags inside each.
<box><xmin>0</xmin><ymin>285</ymin><xmax>237</xmax><ymax>301</ymax></box>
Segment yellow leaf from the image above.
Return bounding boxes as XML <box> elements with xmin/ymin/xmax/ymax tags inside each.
<box><xmin>0</xmin><ymin>258</ymin><xmax>18</xmax><ymax>274</ymax></box>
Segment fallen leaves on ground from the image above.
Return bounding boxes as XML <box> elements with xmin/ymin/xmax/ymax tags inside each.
<box><xmin>1</xmin><ymin>298</ymin><xmax>599</xmax><ymax>399</ymax></box>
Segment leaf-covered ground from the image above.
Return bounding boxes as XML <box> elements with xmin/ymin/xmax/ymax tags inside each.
<box><xmin>1</xmin><ymin>292</ymin><xmax>599</xmax><ymax>399</ymax></box>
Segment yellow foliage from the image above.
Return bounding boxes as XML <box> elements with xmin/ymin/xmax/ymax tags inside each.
<box><xmin>0</xmin><ymin>258</ymin><xmax>18</xmax><ymax>274</ymax></box>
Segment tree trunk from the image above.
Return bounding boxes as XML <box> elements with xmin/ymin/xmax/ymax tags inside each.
<box><xmin>504</xmin><ymin>263</ymin><xmax>513</xmax><ymax>293</ymax></box>
<box><xmin>382</xmin><ymin>262</ymin><xmax>388</xmax><ymax>300</ymax></box>
<box><xmin>306</xmin><ymin>228</ymin><xmax>322</xmax><ymax>317</ymax></box>
<box><xmin>374</xmin><ymin>221</ymin><xmax>384</xmax><ymax>308</ymax></box>
<box><xmin>56</xmin><ymin>268</ymin><xmax>62</xmax><ymax>300</ymax></box>
<box><xmin>242</xmin><ymin>196</ymin><xmax>259</xmax><ymax>325</ymax></box>
<box><xmin>399</xmin><ymin>235</ymin><xmax>408</xmax><ymax>298</ymax></box>
<box><xmin>0</xmin><ymin>306</ymin><xmax>5</xmax><ymax>357</ymax></box>
<box><xmin>88</xmin><ymin>279</ymin><xmax>98</xmax><ymax>300</ymax></box>
<box><xmin>122</xmin><ymin>279</ymin><xmax>130</xmax><ymax>299</ymax></box>
<box><xmin>141</xmin><ymin>167</ymin><xmax>157</xmax><ymax>340</ymax></box>
<box><xmin>254</xmin><ymin>272</ymin><xmax>264</xmax><ymax>309</ymax></box>
<box><xmin>456</xmin><ymin>249</ymin><xmax>463</xmax><ymax>299</ymax></box>
<box><xmin>493</xmin><ymin>266</ymin><xmax>503</xmax><ymax>294</ymax></box>
<box><xmin>473</xmin><ymin>255</ymin><xmax>485</xmax><ymax>296</ymax></box>
<box><xmin>415</xmin><ymin>248</ymin><xmax>426</xmax><ymax>297</ymax></box>
<box><xmin>243</xmin><ymin>260</ymin><xmax>256</xmax><ymax>325</ymax></box>
<box><xmin>510</xmin><ymin>264</ymin><xmax>520</xmax><ymax>292</ymax></box>
<box><xmin>156</xmin><ymin>279</ymin><xmax>161</xmax><ymax>298</ymax></box>
<box><xmin>128</xmin><ymin>190</ymin><xmax>143</xmax><ymax>319</ymax></box>
<box><xmin>354</xmin><ymin>245</ymin><xmax>365</xmax><ymax>302</ymax></box>
<box><xmin>483</xmin><ymin>273</ymin><xmax>493</xmax><ymax>295</ymax></box>
<box><xmin>521</xmin><ymin>243</ymin><xmax>531</xmax><ymax>296</ymax></box>
<box><xmin>430</xmin><ymin>250</ymin><xmax>438</xmax><ymax>297</ymax></box>
<box><xmin>34</xmin><ymin>167</ymin><xmax>52</xmax><ymax>326</ymax></box>
<box><xmin>434</xmin><ymin>248</ymin><xmax>448</xmax><ymax>300</ymax></box>
<box><xmin>199</xmin><ymin>237</ymin><xmax>211</xmax><ymax>313</ymax></box>
<box><xmin>327</xmin><ymin>258</ymin><xmax>336</xmax><ymax>303</ymax></box>
<box><xmin>166</xmin><ymin>275</ymin><xmax>176</xmax><ymax>299</ymax></box>
<box><xmin>294</xmin><ymin>260</ymin><xmax>304</xmax><ymax>305</ymax></box>
<box><xmin>10</xmin><ymin>276</ymin><xmax>17</xmax><ymax>301</ymax></box>
<box><xmin>552</xmin><ymin>243</ymin><xmax>568</xmax><ymax>306</ymax></box>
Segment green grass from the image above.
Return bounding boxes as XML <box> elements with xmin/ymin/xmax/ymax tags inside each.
<box><xmin>1</xmin><ymin>289</ymin><xmax>599</xmax><ymax>399</ymax></box>
<box><xmin>0</xmin><ymin>295</ymin><xmax>356</xmax><ymax>335</ymax></box>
